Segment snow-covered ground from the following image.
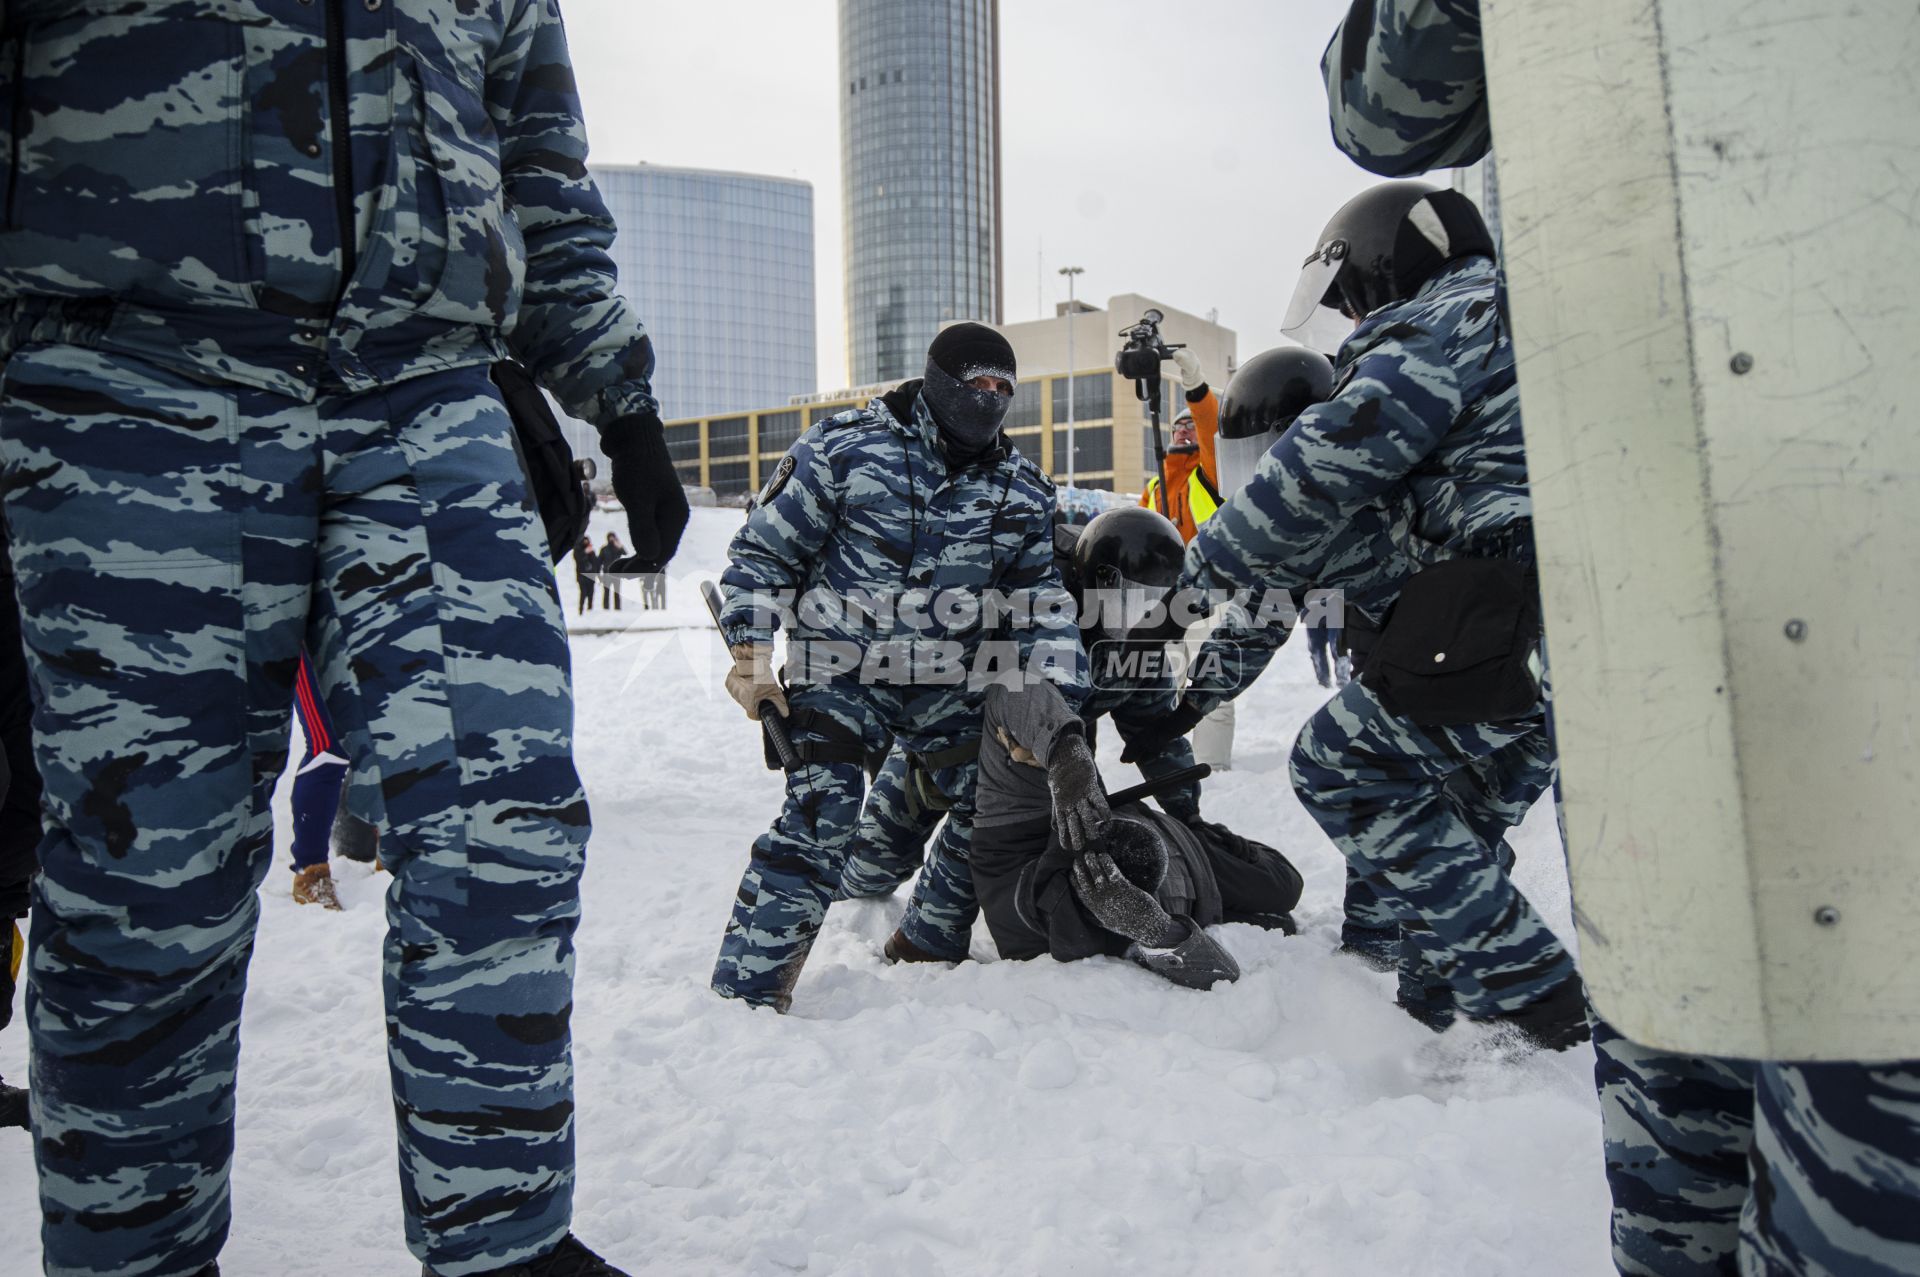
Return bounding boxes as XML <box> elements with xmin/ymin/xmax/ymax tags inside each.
<box><xmin>0</xmin><ymin>507</ymin><xmax>1614</xmax><ymax>1276</ymax></box>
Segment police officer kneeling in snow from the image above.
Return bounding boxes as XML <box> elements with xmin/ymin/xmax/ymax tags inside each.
<box><xmin>966</xmin><ymin>510</ymin><xmax>1304</xmax><ymax>987</ymax></box>
<box><xmin>1180</xmin><ymin>181</ymin><xmax>1584</xmax><ymax>1049</ymax></box>
<box><xmin>714</xmin><ymin>323</ymin><xmax>1083</xmax><ymax>1011</ymax></box>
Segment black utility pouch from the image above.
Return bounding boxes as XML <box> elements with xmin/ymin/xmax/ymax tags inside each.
<box><xmin>491</xmin><ymin>361</ymin><xmax>594</xmax><ymax>565</ymax></box>
<box><xmin>1362</xmin><ymin>558</ymin><xmax>1542</xmax><ymax>726</ymax></box>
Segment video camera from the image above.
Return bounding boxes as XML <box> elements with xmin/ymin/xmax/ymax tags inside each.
<box><xmin>1114</xmin><ymin>309</ymin><xmax>1186</xmax><ymax>519</ymax></box>
<box><xmin>1114</xmin><ymin>308</ymin><xmax>1185</xmax><ymax>385</ymax></box>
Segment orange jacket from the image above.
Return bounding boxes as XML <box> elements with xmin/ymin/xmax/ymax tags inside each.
<box><xmin>1139</xmin><ymin>386</ymin><xmax>1222</xmax><ymax>543</ymax></box>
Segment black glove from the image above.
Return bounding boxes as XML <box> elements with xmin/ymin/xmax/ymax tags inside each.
<box><xmin>1118</xmin><ymin>698</ymin><xmax>1208</xmax><ymax>766</ymax></box>
<box><xmin>1047</xmin><ymin>730</ymin><xmax>1110</xmax><ymax>852</ymax></box>
<box><xmin>1070</xmin><ymin>850</ymin><xmax>1188</xmax><ymax>949</ymax></box>
<box><xmin>601</xmin><ymin>410</ymin><xmax>690</xmax><ymax>575</ymax></box>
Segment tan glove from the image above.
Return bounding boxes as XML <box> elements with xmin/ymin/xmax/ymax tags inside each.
<box><xmin>1169</xmin><ymin>346</ymin><xmax>1205</xmax><ymax>389</ymax></box>
<box><xmin>725</xmin><ymin>643</ymin><xmax>789</xmax><ymax>722</ymax></box>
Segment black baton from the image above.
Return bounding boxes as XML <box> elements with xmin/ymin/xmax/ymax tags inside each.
<box><xmin>1106</xmin><ymin>764</ymin><xmax>1212</xmax><ymax>809</ymax></box>
<box><xmin>701</xmin><ymin>580</ymin><xmax>803</xmax><ymax>771</ymax></box>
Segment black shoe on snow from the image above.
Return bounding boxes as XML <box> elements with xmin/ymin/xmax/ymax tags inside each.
<box><xmin>1336</xmin><ymin>934</ymin><xmax>1399</xmax><ymax>973</ymax></box>
<box><xmin>1474</xmin><ymin>974</ymin><xmax>1592</xmax><ymax>1052</ymax></box>
<box><xmin>0</xmin><ymin>1076</ymin><xmax>27</xmax><ymax>1129</ymax></box>
<box><xmin>425</xmin><ymin>1234</ymin><xmax>629</xmax><ymax>1277</ymax></box>
<box><xmin>883</xmin><ymin>928</ymin><xmax>959</xmax><ymax>964</ymax></box>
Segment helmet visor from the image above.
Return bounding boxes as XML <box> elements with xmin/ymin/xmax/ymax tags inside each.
<box><xmin>1280</xmin><ymin>241</ymin><xmax>1353</xmax><ymax>356</ymax></box>
<box><xmin>1082</xmin><ymin>572</ymin><xmax>1184</xmax><ymax>644</ymax></box>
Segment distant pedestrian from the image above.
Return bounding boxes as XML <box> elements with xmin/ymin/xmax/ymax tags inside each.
<box><xmin>574</xmin><ymin>536</ymin><xmax>597</xmax><ymax>614</ymax></box>
<box><xmin>601</xmin><ymin>533</ymin><xmax>626</xmax><ymax>610</ymax></box>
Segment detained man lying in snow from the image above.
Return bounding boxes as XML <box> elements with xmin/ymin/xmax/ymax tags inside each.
<box><xmin>969</xmin><ymin>678</ymin><xmax>1304</xmax><ymax>987</ymax></box>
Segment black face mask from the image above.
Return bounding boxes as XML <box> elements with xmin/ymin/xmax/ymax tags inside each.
<box><xmin>921</xmin><ymin>359</ymin><xmax>1011</xmax><ymax>458</ymax></box>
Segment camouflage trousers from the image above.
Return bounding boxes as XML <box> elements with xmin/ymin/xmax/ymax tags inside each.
<box><xmin>1290</xmin><ymin>678</ymin><xmax>1571</xmax><ymax>1018</ymax></box>
<box><xmin>712</xmin><ymin>684</ymin><xmax>981</xmax><ymax>1011</ymax></box>
<box><xmin>1593</xmin><ymin>1018</ymin><xmax>1920</xmax><ymax>1277</ymax></box>
<box><xmin>0</xmin><ymin>346</ymin><xmax>588</xmax><ymax>1277</ymax></box>
<box><xmin>838</xmin><ymin>745</ymin><xmax>942</xmax><ymax>901</ymax></box>
<box><xmin>1338</xmin><ymin>733</ymin><xmax>1546</xmax><ymax>1025</ymax></box>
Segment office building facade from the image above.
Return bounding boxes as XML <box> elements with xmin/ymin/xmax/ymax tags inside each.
<box><xmin>840</xmin><ymin>0</ymin><xmax>1002</xmax><ymax>385</ymax></box>
<box><xmin>571</xmin><ymin>164</ymin><xmax>816</xmax><ymax>480</ymax></box>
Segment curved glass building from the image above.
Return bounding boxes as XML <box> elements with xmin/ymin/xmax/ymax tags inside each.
<box><xmin>840</xmin><ymin>0</ymin><xmax>1002</xmax><ymax>385</ymax></box>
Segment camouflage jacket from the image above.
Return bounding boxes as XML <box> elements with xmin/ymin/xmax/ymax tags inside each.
<box><xmin>719</xmin><ymin>382</ymin><xmax>1086</xmax><ymax>698</ymax></box>
<box><xmin>1181</xmin><ymin>498</ymin><xmax>1416</xmax><ymax>715</ymax></box>
<box><xmin>1324</xmin><ymin>0</ymin><xmax>1491</xmax><ymax>177</ymax></box>
<box><xmin>1180</xmin><ymin>256</ymin><xmax>1521</xmax><ymax>612</ymax></box>
<box><xmin>0</xmin><ymin>0</ymin><xmax>653</xmax><ymax>427</ymax></box>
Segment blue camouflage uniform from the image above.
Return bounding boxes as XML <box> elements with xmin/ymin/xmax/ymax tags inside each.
<box><xmin>1182</xmin><ymin>467</ymin><xmax>1484</xmax><ymax>1022</ymax></box>
<box><xmin>716</xmin><ymin>383</ymin><xmax>1083</xmax><ymax>1010</ymax></box>
<box><xmin>1181</xmin><ymin>254</ymin><xmax>1572</xmax><ymax>1022</ymax></box>
<box><xmin>839</xmin><ymin>652</ymin><xmax>1202</xmax><ymax>902</ymax></box>
<box><xmin>0</xmin><ymin>3</ymin><xmax>651</xmax><ymax>1273</ymax></box>
<box><xmin>1324</xmin><ymin>3</ymin><xmax>1920</xmax><ymax>1271</ymax></box>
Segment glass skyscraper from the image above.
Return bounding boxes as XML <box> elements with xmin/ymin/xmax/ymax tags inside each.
<box><xmin>588</xmin><ymin>163</ymin><xmax>816</xmax><ymax>425</ymax></box>
<box><xmin>840</xmin><ymin>0</ymin><xmax>1002</xmax><ymax>385</ymax></box>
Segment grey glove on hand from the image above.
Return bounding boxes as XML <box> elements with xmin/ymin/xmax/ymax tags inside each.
<box><xmin>1070</xmin><ymin>850</ymin><xmax>1188</xmax><ymax>949</ymax></box>
<box><xmin>1047</xmin><ymin>731</ymin><xmax>1111</xmax><ymax>852</ymax></box>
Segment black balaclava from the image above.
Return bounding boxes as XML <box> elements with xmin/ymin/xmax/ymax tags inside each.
<box><xmin>921</xmin><ymin>322</ymin><xmax>1017</xmax><ymax>459</ymax></box>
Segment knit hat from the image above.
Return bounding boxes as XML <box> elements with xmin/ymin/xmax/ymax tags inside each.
<box><xmin>928</xmin><ymin>322</ymin><xmax>1017</xmax><ymax>386</ymax></box>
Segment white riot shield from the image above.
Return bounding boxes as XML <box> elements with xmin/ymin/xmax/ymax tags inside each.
<box><xmin>1482</xmin><ymin>0</ymin><xmax>1920</xmax><ymax>1058</ymax></box>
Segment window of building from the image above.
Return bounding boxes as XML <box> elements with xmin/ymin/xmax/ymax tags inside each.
<box><xmin>1062</xmin><ymin>425</ymin><xmax>1113</xmax><ymax>475</ymax></box>
<box><xmin>1054</xmin><ymin>373</ymin><xmax>1112</xmax><ymax>425</ymax></box>
<box><xmin>674</xmin><ymin>461</ymin><xmax>702</xmax><ymax>486</ymax></box>
<box><xmin>1004</xmin><ymin>379</ymin><xmax>1042</xmax><ymax>430</ymax></box>
<box><xmin>757</xmin><ymin>410</ymin><xmax>802</xmax><ymax>455</ymax></box>
<box><xmin>665</xmin><ymin>422</ymin><xmax>701</xmax><ymax>465</ymax></box>
<box><xmin>708</xmin><ymin>416</ymin><xmax>750</xmax><ymax>459</ymax></box>
<box><xmin>708</xmin><ymin>460</ymin><xmax>751</xmax><ymax>498</ymax></box>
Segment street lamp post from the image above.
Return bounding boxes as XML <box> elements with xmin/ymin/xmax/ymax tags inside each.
<box><xmin>1058</xmin><ymin>265</ymin><xmax>1084</xmax><ymax>487</ymax></box>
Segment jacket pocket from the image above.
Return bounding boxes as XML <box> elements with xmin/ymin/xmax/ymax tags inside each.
<box><xmin>407</xmin><ymin>57</ymin><xmax>525</xmax><ymax>329</ymax></box>
<box><xmin>1361</xmin><ymin>556</ymin><xmax>1542</xmax><ymax>727</ymax></box>
<box><xmin>2</xmin><ymin>15</ymin><xmax>254</xmax><ymax>303</ymax></box>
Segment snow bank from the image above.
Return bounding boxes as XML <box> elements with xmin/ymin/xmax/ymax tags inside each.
<box><xmin>0</xmin><ymin>506</ymin><xmax>1614</xmax><ymax>1275</ymax></box>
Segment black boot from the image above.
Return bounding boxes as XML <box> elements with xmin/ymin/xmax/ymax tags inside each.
<box><xmin>0</xmin><ymin>1074</ymin><xmax>27</xmax><ymax>1129</ymax></box>
<box><xmin>1475</xmin><ymin>972</ymin><xmax>1592</xmax><ymax>1052</ymax></box>
<box><xmin>426</xmin><ymin>1235</ymin><xmax>629</xmax><ymax>1277</ymax></box>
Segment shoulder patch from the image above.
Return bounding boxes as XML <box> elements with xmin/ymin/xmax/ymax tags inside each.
<box><xmin>758</xmin><ymin>453</ymin><xmax>798</xmax><ymax>505</ymax></box>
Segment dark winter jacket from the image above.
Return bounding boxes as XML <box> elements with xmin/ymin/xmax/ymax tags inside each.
<box><xmin>972</xmin><ymin>681</ymin><xmax>1301</xmax><ymax>963</ymax></box>
<box><xmin>0</xmin><ymin>0</ymin><xmax>656</xmax><ymax>432</ymax></box>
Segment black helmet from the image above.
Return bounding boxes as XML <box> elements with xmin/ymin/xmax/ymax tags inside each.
<box><xmin>1219</xmin><ymin>347</ymin><xmax>1337</xmax><ymax>441</ymax></box>
<box><xmin>1072</xmin><ymin>507</ymin><xmax>1186</xmax><ymax>644</ymax></box>
<box><xmin>1281</xmin><ymin>181</ymin><xmax>1493</xmax><ymax>352</ymax></box>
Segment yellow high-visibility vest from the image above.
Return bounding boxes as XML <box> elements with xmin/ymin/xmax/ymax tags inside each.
<box><xmin>1144</xmin><ymin>468</ymin><xmax>1222</xmax><ymax>539</ymax></box>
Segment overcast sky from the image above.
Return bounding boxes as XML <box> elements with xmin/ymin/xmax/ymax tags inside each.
<box><xmin>561</xmin><ymin>0</ymin><xmax>1379</xmax><ymax>392</ymax></box>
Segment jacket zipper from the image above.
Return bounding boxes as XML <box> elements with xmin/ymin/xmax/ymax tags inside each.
<box><xmin>324</xmin><ymin>0</ymin><xmax>358</xmax><ymax>300</ymax></box>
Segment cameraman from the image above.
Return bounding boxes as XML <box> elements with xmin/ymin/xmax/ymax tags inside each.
<box><xmin>1137</xmin><ymin>348</ymin><xmax>1223</xmax><ymax>543</ymax></box>
<box><xmin>1137</xmin><ymin>350</ymin><xmax>1236</xmax><ymax>768</ymax></box>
